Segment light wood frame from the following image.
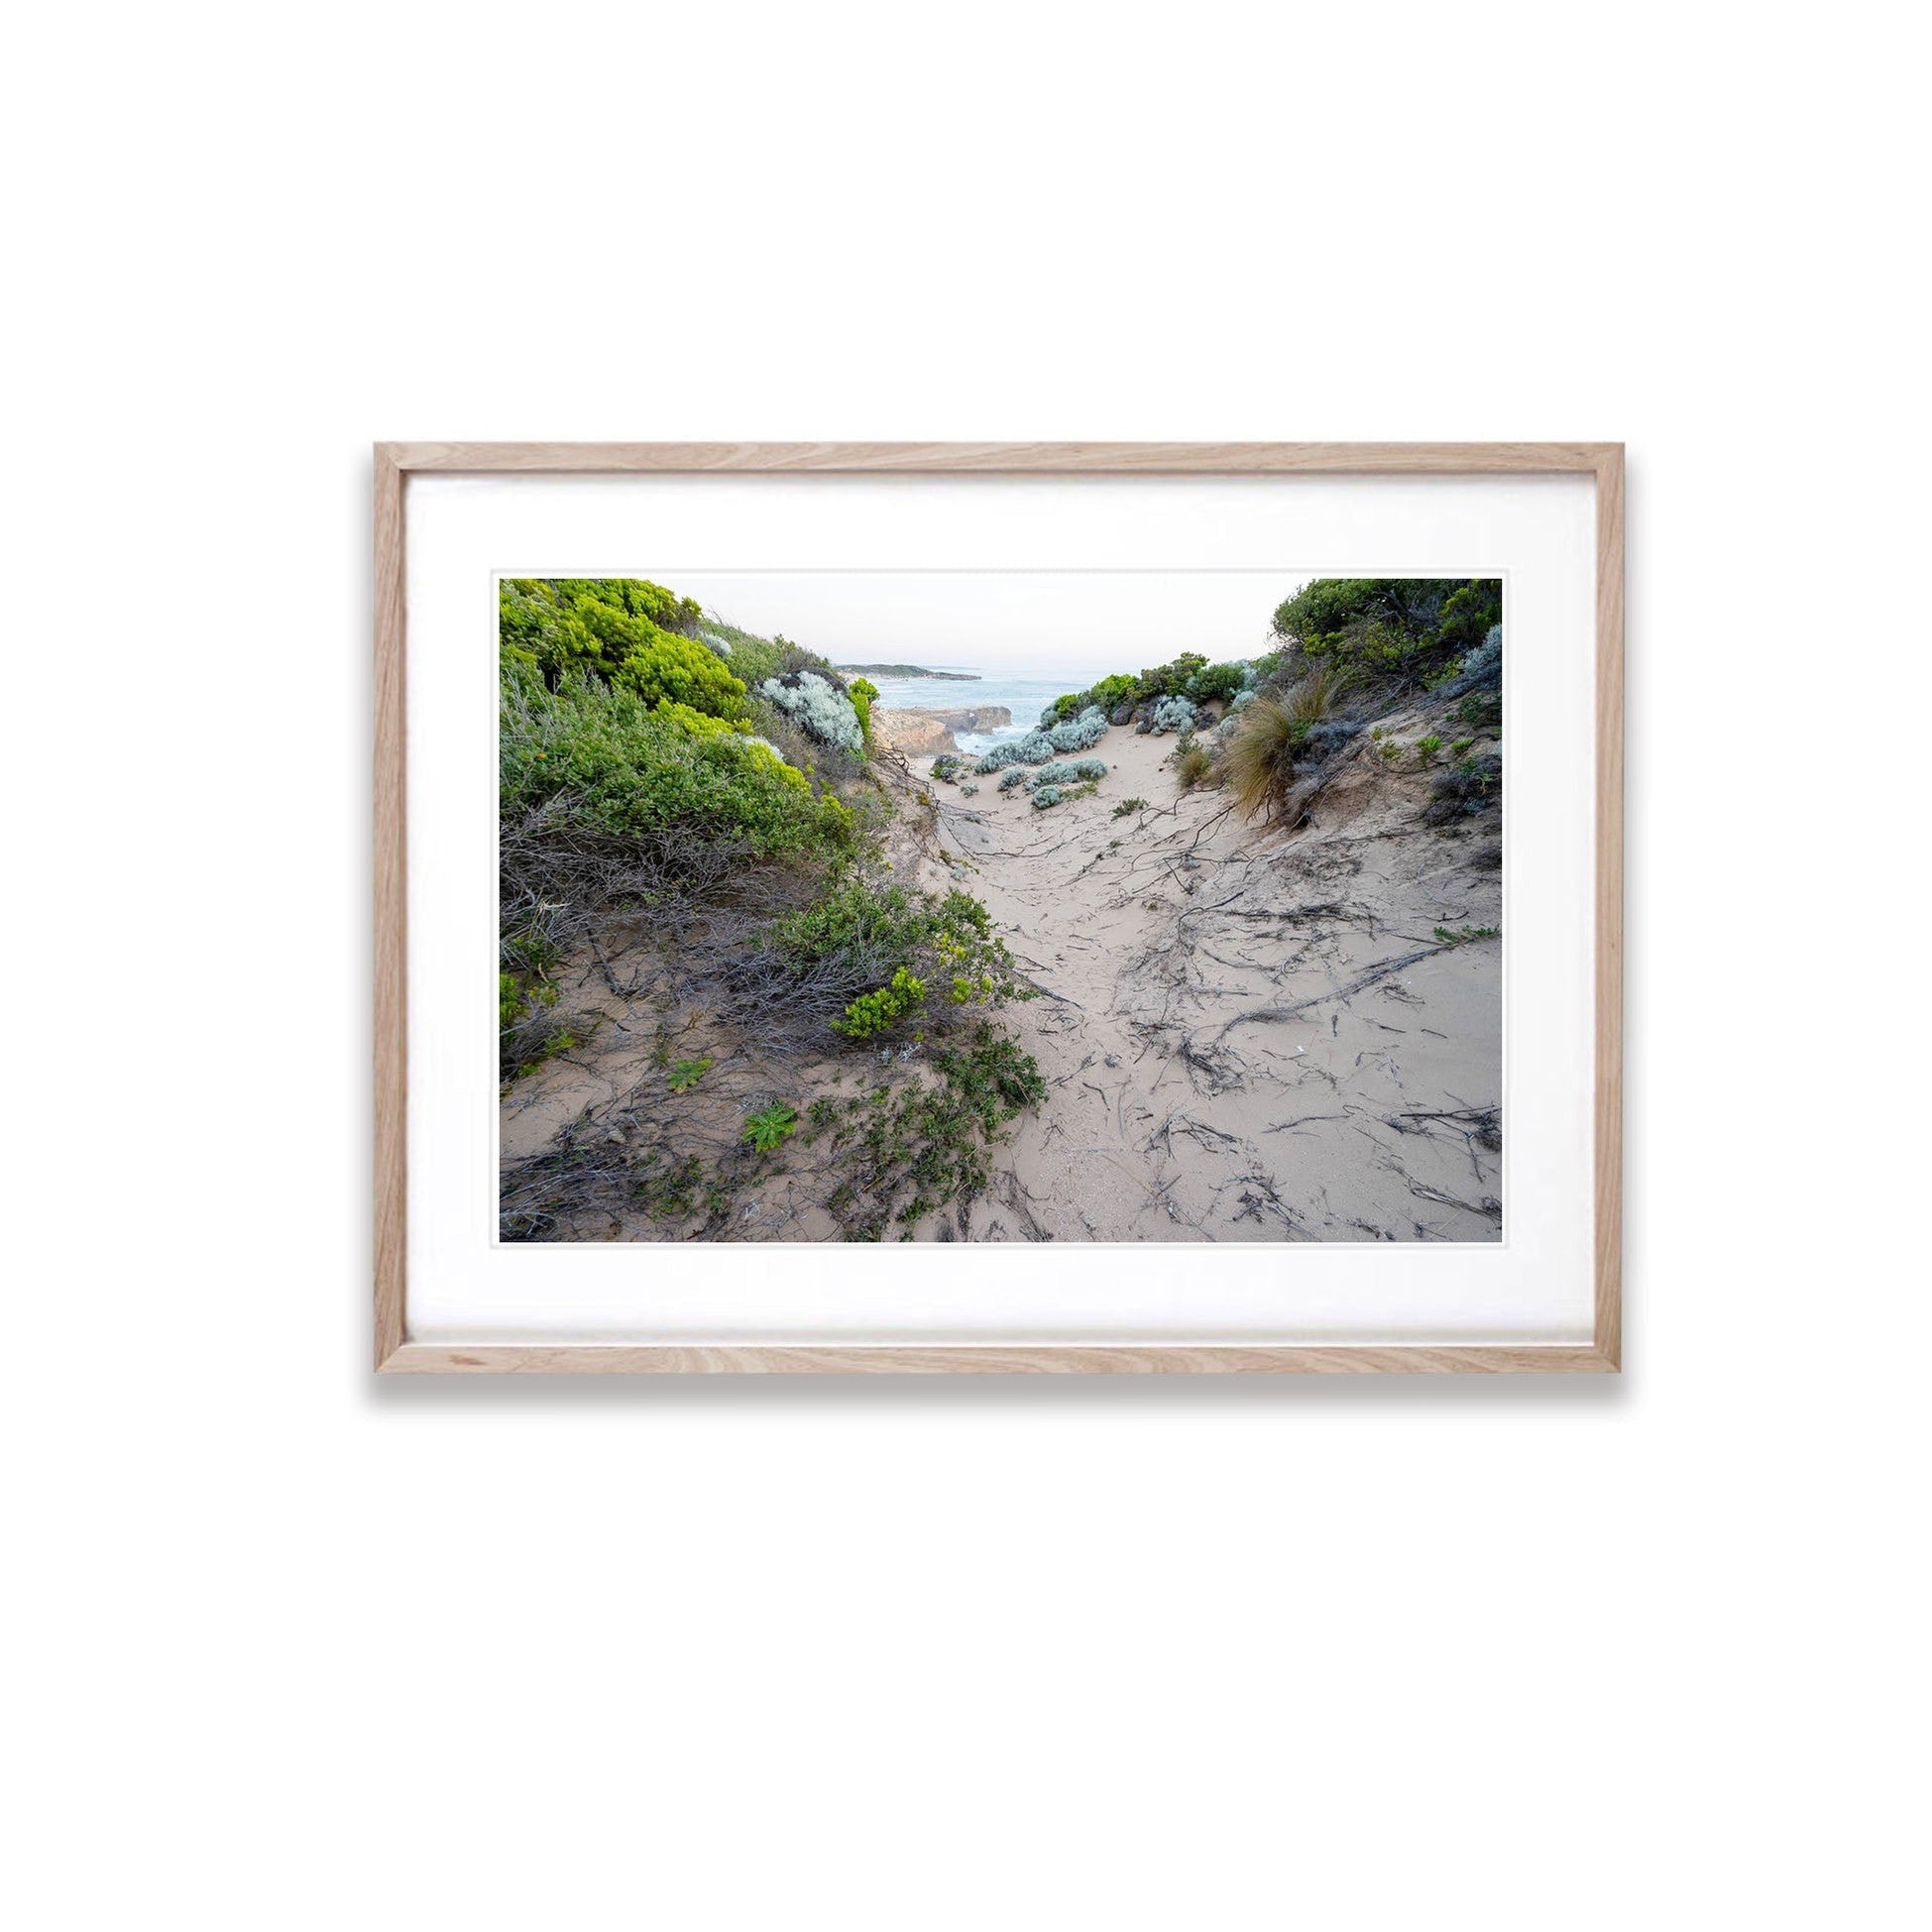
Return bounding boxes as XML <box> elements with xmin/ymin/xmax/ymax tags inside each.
<box><xmin>376</xmin><ymin>442</ymin><xmax>1623</xmax><ymax>1374</ymax></box>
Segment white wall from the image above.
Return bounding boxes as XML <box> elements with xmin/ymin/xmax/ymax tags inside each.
<box><xmin>8</xmin><ymin>6</ymin><xmax>1921</xmax><ymax>1928</ymax></box>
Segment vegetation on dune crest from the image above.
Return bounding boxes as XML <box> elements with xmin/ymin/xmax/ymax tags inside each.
<box><xmin>1270</xmin><ymin>577</ymin><xmax>1501</xmax><ymax>687</ymax></box>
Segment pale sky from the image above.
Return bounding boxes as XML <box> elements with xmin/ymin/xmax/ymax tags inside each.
<box><xmin>658</xmin><ymin>571</ymin><xmax>1311</xmax><ymax>677</ymax></box>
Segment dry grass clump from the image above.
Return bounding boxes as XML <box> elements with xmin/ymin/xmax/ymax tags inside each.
<box><xmin>1175</xmin><ymin>739</ymin><xmax>1218</xmax><ymax>790</ymax></box>
<box><xmin>1221</xmin><ymin>664</ymin><xmax>1350</xmax><ymax>819</ymax></box>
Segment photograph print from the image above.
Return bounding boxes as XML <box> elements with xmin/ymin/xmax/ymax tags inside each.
<box><xmin>498</xmin><ymin>570</ymin><xmax>1504</xmax><ymax>1244</ymax></box>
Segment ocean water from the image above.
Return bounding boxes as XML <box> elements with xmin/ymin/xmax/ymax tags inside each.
<box><xmin>855</xmin><ymin>668</ymin><xmax>1095</xmax><ymax>754</ymax></box>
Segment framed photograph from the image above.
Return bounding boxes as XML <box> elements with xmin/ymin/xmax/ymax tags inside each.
<box><xmin>376</xmin><ymin>442</ymin><xmax>1622</xmax><ymax>1373</ymax></box>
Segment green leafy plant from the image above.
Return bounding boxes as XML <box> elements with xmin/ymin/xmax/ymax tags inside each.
<box><xmin>1433</xmin><ymin>925</ymin><xmax>1501</xmax><ymax>946</ymax></box>
<box><xmin>1416</xmin><ymin>734</ymin><xmax>1443</xmax><ymax>762</ymax></box>
<box><xmin>1191</xmin><ymin>660</ymin><xmax>1247</xmax><ymax>703</ymax></box>
<box><xmin>742</xmin><ymin>1102</ymin><xmax>800</xmax><ymax>1153</ymax></box>
<box><xmin>809</xmin><ymin>1024</ymin><xmax>1047</xmax><ymax>1236</ymax></box>
<box><xmin>666</xmin><ymin>1057</ymin><xmax>713</xmax><ymax>1092</ymax></box>
<box><xmin>1112</xmin><ymin>797</ymin><xmax>1149</xmax><ymax>818</ymax></box>
<box><xmin>833</xmin><ymin>966</ymin><xmax>928</xmax><ymax>1041</ymax></box>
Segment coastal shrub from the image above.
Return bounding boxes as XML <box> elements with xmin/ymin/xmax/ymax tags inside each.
<box><xmin>760</xmin><ymin>877</ymin><xmax>1032</xmax><ymax>1026</ymax></box>
<box><xmin>1436</xmin><ymin>625</ymin><xmax>1503</xmax><ymax>700</ymax></box>
<box><xmin>931</xmin><ymin>754</ymin><xmax>965</xmax><ymax>782</ymax></box>
<box><xmin>1415</xmin><ymin>734</ymin><xmax>1443</xmax><ymax>762</ymax></box>
<box><xmin>959</xmin><ymin>781</ymin><xmax>978</xmax><ymax>797</ymax></box>
<box><xmin>611</xmin><ymin>630</ymin><xmax>746</xmax><ymax>721</ymax></box>
<box><xmin>501</xmin><ymin>577</ymin><xmax>707</xmax><ymax>689</ymax></box>
<box><xmin>1135</xmin><ymin>652</ymin><xmax>1208</xmax><ymax>701</ymax></box>
<box><xmin>997</xmin><ymin>767</ymin><xmax>1027</xmax><ymax>791</ymax></box>
<box><xmin>1149</xmin><ymin>695</ymin><xmax>1197</xmax><ymax>735</ymax></box>
<box><xmin>849</xmin><ymin>676</ymin><xmax>879</xmax><ymax>741</ymax></box>
<box><xmin>974</xmin><ymin>732</ymin><xmax>1058</xmax><ymax>773</ymax></box>
<box><xmin>1046</xmin><ymin>674</ymin><xmax>1137</xmax><ymax>724</ymax></box>
<box><xmin>1045</xmin><ymin>708</ymin><xmax>1108</xmax><ymax>752</ymax></box>
<box><xmin>1031</xmin><ymin>757</ymin><xmax>1106</xmax><ymax>787</ymax></box>
<box><xmin>1111</xmin><ymin>797</ymin><xmax>1148</xmax><ymax>818</ymax></box>
<box><xmin>652</xmin><ymin>700</ymin><xmax>747</xmax><ymax>741</ymax></box>
<box><xmin>1270</xmin><ymin>578</ymin><xmax>1502</xmax><ymax>688</ymax></box>
<box><xmin>810</xmin><ymin>1023</ymin><xmax>1045</xmax><ymax>1236</ymax></box>
<box><xmin>1192</xmin><ymin>661</ymin><xmax>1247</xmax><ymax>704</ymax></box>
<box><xmin>499</xmin><ymin>974</ymin><xmax>579</xmax><ymax>1082</ymax></box>
<box><xmin>758</xmin><ymin>670</ymin><xmax>864</xmax><ymax>752</ymax></box>
<box><xmin>1424</xmin><ymin>753</ymin><xmax>1503</xmax><ymax>823</ymax></box>
<box><xmin>502</xmin><ymin>667</ymin><xmax>847</xmax><ymax>857</ymax></box>
<box><xmin>1228</xmin><ymin>688</ymin><xmax>1256</xmax><ymax>714</ymax></box>
<box><xmin>1031</xmin><ymin>785</ymin><xmax>1066</xmax><ymax>810</ymax></box>
<box><xmin>833</xmin><ymin>966</ymin><xmax>928</xmax><ymax>1041</ymax></box>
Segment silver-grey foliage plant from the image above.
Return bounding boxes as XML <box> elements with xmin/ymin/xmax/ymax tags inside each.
<box><xmin>758</xmin><ymin>671</ymin><xmax>862</xmax><ymax>751</ymax></box>
<box><xmin>1045</xmin><ymin>707</ymin><xmax>1109</xmax><ymax>752</ymax></box>
<box><xmin>1030</xmin><ymin>757</ymin><xmax>1106</xmax><ymax>787</ymax></box>
<box><xmin>975</xmin><ymin>732</ymin><xmax>1059</xmax><ymax>774</ymax></box>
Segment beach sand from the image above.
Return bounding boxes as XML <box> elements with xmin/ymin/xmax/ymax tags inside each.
<box><xmin>896</xmin><ymin>717</ymin><xmax>1503</xmax><ymax>1241</ymax></box>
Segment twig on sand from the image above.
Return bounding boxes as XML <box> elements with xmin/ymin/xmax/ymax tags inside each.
<box><xmin>1212</xmin><ymin>940</ymin><xmax>1456</xmax><ymax>1043</ymax></box>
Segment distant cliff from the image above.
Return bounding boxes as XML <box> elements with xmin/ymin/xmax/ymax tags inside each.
<box><xmin>871</xmin><ymin>705</ymin><xmax>1012</xmax><ymax>754</ymax></box>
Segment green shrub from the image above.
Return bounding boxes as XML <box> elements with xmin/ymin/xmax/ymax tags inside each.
<box><xmin>1112</xmin><ymin>797</ymin><xmax>1149</xmax><ymax>818</ymax></box>
<box><xmin>810</xmin><ymin>1024</ymin><xmax>1046</xmax><ymax>1236</ymax></box>
<box><xmin>501</xmin><ymin>578</ymin><xmax>715</xmax><ymax>692</ymax></box>
<box><xmin>850</xmin><ymin>676</ymin><xmax>879</xmax><ymax>741</ymax></box>
<box><xmin>833</xmin><ymin>966</ymin><xmax>928</xmax><ymax>1040</ymax></box>
<box><xmin>1083</xmin><ymin>673</ymin><xmax>1139</xmax><ymax>714</ymax></box>
<box><xmin>611</xmin><ymin>630</ymin><xmax>746</xmax><ymax>721</ymax></box>
<box><xmin>1135</xmin><ymin>652</ymin><xmax>1208</xmax><ymax>701</ymax></box>
<box><xmin>1271</xmin><ymin>578</ymin><xmax>1501</xmax><ymax>688</ymax></box>
<box><xmin>666</xmin><ymin>1057</ymin><xmax>713</xmax><ymax>1092</ymax></box>
<box><xmin>761</xmin><ymin>878</ymin><xmax>1032</xmax><ymax>1029</ymax></box>
<box><xmin>1416</xmin><ymin>734</ymin><xmax>1443</xmax><ymax>762</ymax></box>
<box><xmin>1192</xmin><ymin>660</ymin><xmax>1247</xmax><ymax>703</ymax></box>
<box><xmin>502</xmin><ymin>667</ymin><xmax>848</xmax><ymax>857</ymax></box>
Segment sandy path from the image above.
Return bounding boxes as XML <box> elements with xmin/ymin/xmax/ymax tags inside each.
<box><xmin>903</xmin><ymin>722</ymin><xmax>1503</xmax><ymax>1242</ymax></box>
